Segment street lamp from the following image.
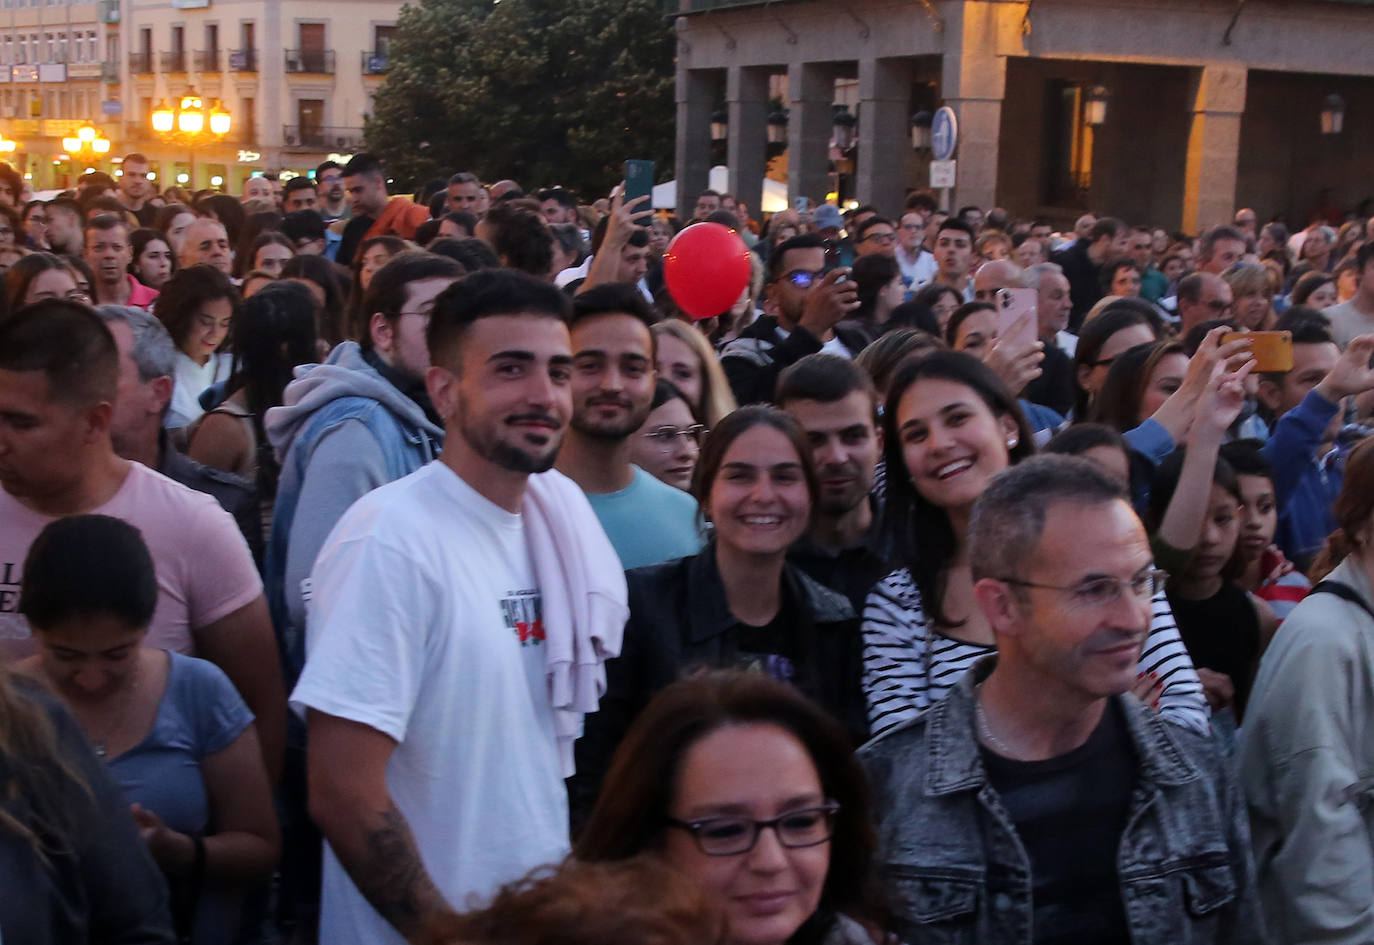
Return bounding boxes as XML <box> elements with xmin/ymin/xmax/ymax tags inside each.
<box><xmin>1085</xmin><ymin>85</ymin><xmax>1110</xmax><ymax>127</ymax></box>
<box><xmin>910</xmin><ymin>110</ymin><xmax>933</xmax><ymax>152</ymax></box>
<box><xmin>150</xmin><ymin>91</ymin><xmax>232</xmax><ymax>190</ymax></box>
<box><xmin>831</xmin><ymin>105</ymin><xmax>856</xmax><ymax>151</ymax></box>
<box><xmin>709</xmin><ymin>108</ymin><xmax>728</xmax><ymax>143</ymax></box>
<box><xmin>0</xmin><ymin>134</ymin><xmax>18</xmax><ymax>154</ymax></box>
<box><xmin>1321</xmin><ymin>94</ymin><xmax>1345</xmax><ymax>135</ymax></box>
<box><xmin>766</xmin><ymin>108</ymin><xmax>788</xmax><ymax>145</ymax></box>
<box><xmin>61</xmin><ymin>124</ymin><xmax>111</xmax><ymax>157</ymax></box>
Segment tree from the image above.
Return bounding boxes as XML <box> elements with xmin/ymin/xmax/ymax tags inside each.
<box><xmin>366</xmin><ymin>0</ymin><xmax>676</xmax><ymax>200</ymax></box>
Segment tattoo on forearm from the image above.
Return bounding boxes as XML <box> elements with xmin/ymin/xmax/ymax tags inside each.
<box><xmin>354</xmin><ymin>802</ymin><xmax>449</xmax><ymax>939</ymax></box>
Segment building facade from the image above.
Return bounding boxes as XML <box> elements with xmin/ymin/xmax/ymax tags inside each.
<box><xmin>0</xmin><ymin>0</ymin><xmax>400</xmax><ymax>191</ymax></box>
<box><xmin>670</xmin><ymin>0</ymin><xmax>1374</xmax><ymax>231</ymax></box>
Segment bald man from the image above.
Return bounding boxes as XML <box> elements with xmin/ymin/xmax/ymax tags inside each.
<box><xmin>179</xmin><ymin>218</ymin><xmax>233</xmax><ymax>276</ymax></box>
<box><xmin>973</xmin><ymin>259</ymin><xmax>1024</xmax><ymax>302</ymax></box>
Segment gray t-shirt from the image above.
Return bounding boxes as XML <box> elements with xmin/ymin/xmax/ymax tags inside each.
<box><xmin>1320</xmin><ymin>298</ymin><xmax>1374</xmax><ymax>348</ymax></box>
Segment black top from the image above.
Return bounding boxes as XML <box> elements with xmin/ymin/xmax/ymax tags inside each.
<box><xmin>0</xmin><ymin>677</ymin><xmax>175</xmax><ymax>943</ymax></box>
<box><xmin>1049</xmin><ymin>239</ymin><xmax>1103</xmax><ymax>332</ymax></box>
<box><xmin>789</xmin><ymin>527</ymin><xmax>890</xmax><ymax>619</ymax></box>
<box><xmin>981</xmin><ymin>700</ymin><xmax>1136</xmax><ymax>945</ymax></box>
<box><xmin>335</xmin><ymin>213</ymin><xmax>375</xmax><ymax>270</ymax></box>
<box><xmin>1168</xmin><ymin>581</ymin><xmax>1261</xmax><ymax>720</ymax></box>
<box><xmin>1022</xmin><ymin>343</ymin><xmax>1077</xmax><ymax>418</ymax></box>
<box><xmin>568</xmin><ymin>544</ymin><xmax>864</xmax><ymax>830</ymax></box>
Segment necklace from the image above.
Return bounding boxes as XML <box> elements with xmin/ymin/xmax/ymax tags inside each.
<box><xmin>974</xmin><ymin>685</ymin><xmax>1019</xmax><ymax>757</ymax></box>
<box><xmin>81</xmin><ymin>660</ymin><xmax>144</xmax><ymax>761</ymax></box>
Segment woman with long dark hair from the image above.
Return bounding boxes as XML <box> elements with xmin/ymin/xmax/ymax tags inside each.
<box><xmin>187</xmin><ymin>281</ymin><xmax>320</xmax><ymax>536</ymax></box>
<box><xmin>152</xmin><ymin>263</ymin><xmax>239</xmax><ymax>428</ymax></box>
<box><xmin>577</xmin><ymin>670</ymin><xmax>884</xmax><ymax>945</ymax></box>
<box><xmin>861</xmin><ymin>350</ymin><xmax>1208</xmax><ymax>737</ymax></box>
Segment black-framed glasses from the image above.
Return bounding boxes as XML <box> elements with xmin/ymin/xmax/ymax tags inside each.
<box><xmin>996</xmin><ymin>567</ymin><xmax>1167</xmax><ymax>609</ymax></box>
<box><xmin>860</xmin><ymin>232</ymin><xmax>896</xmax><ymax>244</ymax></box>
<box><xmin>1205</xmin><ymin>299</ymin><xmax>1234</xmax><ymax>313</ymax></box>
<box><xmin>641</xmin><ymin>423</ymin><xmax>707</xmax><ymax>451</ymax></box>
<box><xmin>666</xmin><ymin>802</ymin><xmax>841</xmax><ymax>856</ymax></box>
<box><xmin>785</xmin><ymin>269</ymin><xmax>826</xmax><ymax>289</ymax></box>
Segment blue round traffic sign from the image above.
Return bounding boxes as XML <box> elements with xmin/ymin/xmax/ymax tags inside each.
<box><xmin>932</xmin><ymin>106</ymin><xmax>958</xmax><ymax>162</ymax></box>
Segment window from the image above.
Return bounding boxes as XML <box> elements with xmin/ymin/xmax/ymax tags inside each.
<box><xmin>298</xmin><ymin>97</ymin><xmax>324</xmax><ymax>146</ymax></box>
<box><xmin>1043</xmin><ymin>81</ymin><xmax>1099</xmax><ymax>208</ymax></box>
<box><xmin>241</xmin><ymin>95</ymin><xmax>255</xmax><ymax>139</ymax></box>
<box><xmin>205</xmin><ymin>23</ymin><xmax>218</xmax><ymax>52</ymax></box>
<box><xmin>374</xmin><ymin>24</ymin><xmax>395</xmax><ymax>56</ymax></box>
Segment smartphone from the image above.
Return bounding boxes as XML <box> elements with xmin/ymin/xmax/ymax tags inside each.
<box><xmin>996</xmin><ymin>288</ymin><xmax>1038</xmax><ymax>348</ymax></box>
<box><xmin>794</xmin><ymin>195</ymin><xmax>810</xmax><ymax>215</ymax></box>
<box><xmin>623</xmin><ymin>159</ymin><xmax>654</xmax><ymax>223</ymax></box>
<box><xmin>1223</xmin><ymin>330</ymin><xmax>1293</xmax><ymax>373</ymax></box>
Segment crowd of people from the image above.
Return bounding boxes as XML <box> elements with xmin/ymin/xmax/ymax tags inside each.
<box><xmin>2</xmin><ymin>150</ymin><xmax>1374</xmax><ymax>945</ymax></box>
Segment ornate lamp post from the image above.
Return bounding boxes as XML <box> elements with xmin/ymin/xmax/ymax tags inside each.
<box><xmin>150</xmin><ymin>92</ymin><xmax>232</xmax><ymax>189</ymax></box>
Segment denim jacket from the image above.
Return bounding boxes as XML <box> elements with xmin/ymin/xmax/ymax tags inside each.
<box><xmin>858</xmin><ymin>658</ymin><xmax>1266</xmax><ymax>944</ymax></box>
<box><xmin>263</xmin><ymin>342</ymin><xmax>443</xmax><ymax>683</ymax></box>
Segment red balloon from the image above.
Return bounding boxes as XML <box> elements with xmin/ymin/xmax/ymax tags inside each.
<box><xmin>662</xmin><ymin>222</ymin><xmax>752</xmax><ymax>320</ymax></box>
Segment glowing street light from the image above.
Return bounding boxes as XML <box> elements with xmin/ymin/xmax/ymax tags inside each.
<box><xmin>62</xmin><ymin>124</ymin><xmax>111</xmax><ymax>156</ymax></box>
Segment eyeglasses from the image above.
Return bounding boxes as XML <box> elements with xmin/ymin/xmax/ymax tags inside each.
<box><xmin>784</xmin><ymin>269</ymin><xmax>826</xmax><ymax>289</ymax></box>
<box><xmin>666</xmin><ymin>802</ymin><xmax>841</xmax><ymax>856</ymax></box>
<box><xmin>860</xmin><ymin>232</ymin><xmax>896</xmax><ymax>244</ymax></box>
<box><xmin>900</xmin><ymin>223</ymin><xmax>924</xmax><ymax>232</ymax></box>
<box><xmin>642</xmin><ymin>423</ymin><xmax>707</xmax><ymax>450</ymax></box>
<box><xmin>1204</xmin><ymin>299</ymin><xmax>1234</xmax><ymax>313</ymax></box>
<box><xmin>996</xmin><ymin>567</ymin><xmax>1167</xmax><ymax>609</ymax></box>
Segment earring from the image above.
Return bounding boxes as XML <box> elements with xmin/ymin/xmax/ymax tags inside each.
<box><xmin>1006</xmin><ymin>435</ymin><xmax>1018</xmax><ymax>448</ymax></box>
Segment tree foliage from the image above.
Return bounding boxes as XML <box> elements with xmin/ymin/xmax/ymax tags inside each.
<box><xmin>366</xmin><ymin>0</ymin><xmax>676</xmax><ymax>199</ymax></box>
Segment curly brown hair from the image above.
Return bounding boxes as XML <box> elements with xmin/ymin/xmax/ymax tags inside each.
<box><xmin>422</xmin><ymin>855</ymin><xmax>725</xmax><ymax>945</ymax></box>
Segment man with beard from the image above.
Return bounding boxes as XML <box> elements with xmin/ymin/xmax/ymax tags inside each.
<box><xmin>720</xmin><ymin>234</ymin><xmax>863</xmax><ymax>405</ymax></box>
<box><xmin>776</xmin><ymin>354</ymin><xmax>889</xmax><ymax>611</ymax></box>
<box><xmin>115</xmin><ymin>152</ymin><xmax>157</xmax><ymax>226</ymax></box>
<box><xmin>264</xmin><ymin>252</ymin><xmax>463</xmax><ymax>680</ymax></box>
<box><xmin>554</xmin><ymin>283</ymin><xmax>702</xmax><ymax>568</ymax></box>
<box><xmin>315</xmin><ymin>160</ymin><xmax>349</xmax><ymax>223</ymax></box>
<box><xmin>296</xmin><ymin>267</ymin><xmax>626</xmax><ymax>945</ymax></box>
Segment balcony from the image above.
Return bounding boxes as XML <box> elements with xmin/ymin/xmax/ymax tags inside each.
<box><xmin>361</xmin><ymin>51</ymin><xmax>388</xmax><ymax>75</ymax></box>
<box><xmin>282</xmin><ymin>125</ymin><xmax>363</xmax><ymax>151</ymax></box>
<box><xmin>228</xmin><ymin>48</ymin><xmax>257</xmax><ymax>72</ymax></box>
<box><xmin>99</xmin><ymin>0</ymin><xmax>119</xmax><ymax>22</ymax></box>
<box><xmin>101</xmin><ymin>60</ymin><xmax>120</xmax><ymax>83</ymax></box>
<box><xmin>195</xmin><ymin>49</ymin><xmax>220</xmax><ymax>72</ymax></box>
<box><xmin>284</xmin><ymin>49</ymin><xmax>335</xmax><ymax>74</ymax></box>
<box><xmin>160</xmin><ymin>50</ymin><xmax>186</xmax><ymax>73</ymax></box>
<box><xmin>129</xmin><ymin>51</ymin><xmax>153</xmax><ymax>74</ymax></box>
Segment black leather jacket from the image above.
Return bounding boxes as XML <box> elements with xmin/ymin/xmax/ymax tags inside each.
<box><xmin>569</xmin><ymin>543</ymin><xmax>867</xmax><ymax>828</ymax></box>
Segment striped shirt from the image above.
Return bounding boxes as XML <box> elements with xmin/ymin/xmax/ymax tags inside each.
<box><xmin>861</xmin><ymin>567</ymin><xmax>1210</xmax><ymax>738</ymax></box>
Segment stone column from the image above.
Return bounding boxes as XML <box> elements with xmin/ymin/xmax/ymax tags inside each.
<box><xmin>857</xmin><ymin>56</ymin><xmax>919</xmax><ymax>214</ymax></box>
<box><xmin>1182</xmin><ymin>64</ymin><xmax>1247</xmax><ymax>234</ymax></box>
<box><xmin>727</xmin><ymin>65</ymin><xmax>770</xmax><ymax>221</ymax></box>
<box><xmin>675</xmin><ymin>68</ymin><xmax>716</xmax><ymax>218</ymax></box>
<box><xmin>940</xmin><ymin>1</ymin><xmax>1006</xmax><ymax>212</ymax></box>
<box><xmin>788</xmin><ymin>61</ymin><xmax>837</xmax><ymax>206</ymax></box>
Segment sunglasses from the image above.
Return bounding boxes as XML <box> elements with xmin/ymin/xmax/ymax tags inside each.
<box><xmin>784</xmin><ymin>269</ymin><xmax>826</xmax><ymax>288</ymax></box>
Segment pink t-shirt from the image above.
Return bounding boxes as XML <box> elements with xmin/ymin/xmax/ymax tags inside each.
<box><xmin>0</xmin><ymin>462</ymin><xmax>262</xmax><ymax>655</ymax></box>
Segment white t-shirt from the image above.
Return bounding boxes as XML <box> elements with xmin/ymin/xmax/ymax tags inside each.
<box><xmin>290</xmin><ymin>461</ymin><xmax>569</xmax><ymax>945</ymax></box>
<box><xmin>168</xmin><ymin>351</ymin><xmax>232</xmax><ymax>429</ymax></box>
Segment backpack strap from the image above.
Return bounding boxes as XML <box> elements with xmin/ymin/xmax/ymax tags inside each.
<box><xmin>1311</xmin><ymin>580</ymin><xmax>1374</xmax><ymax>624</ymax></box>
